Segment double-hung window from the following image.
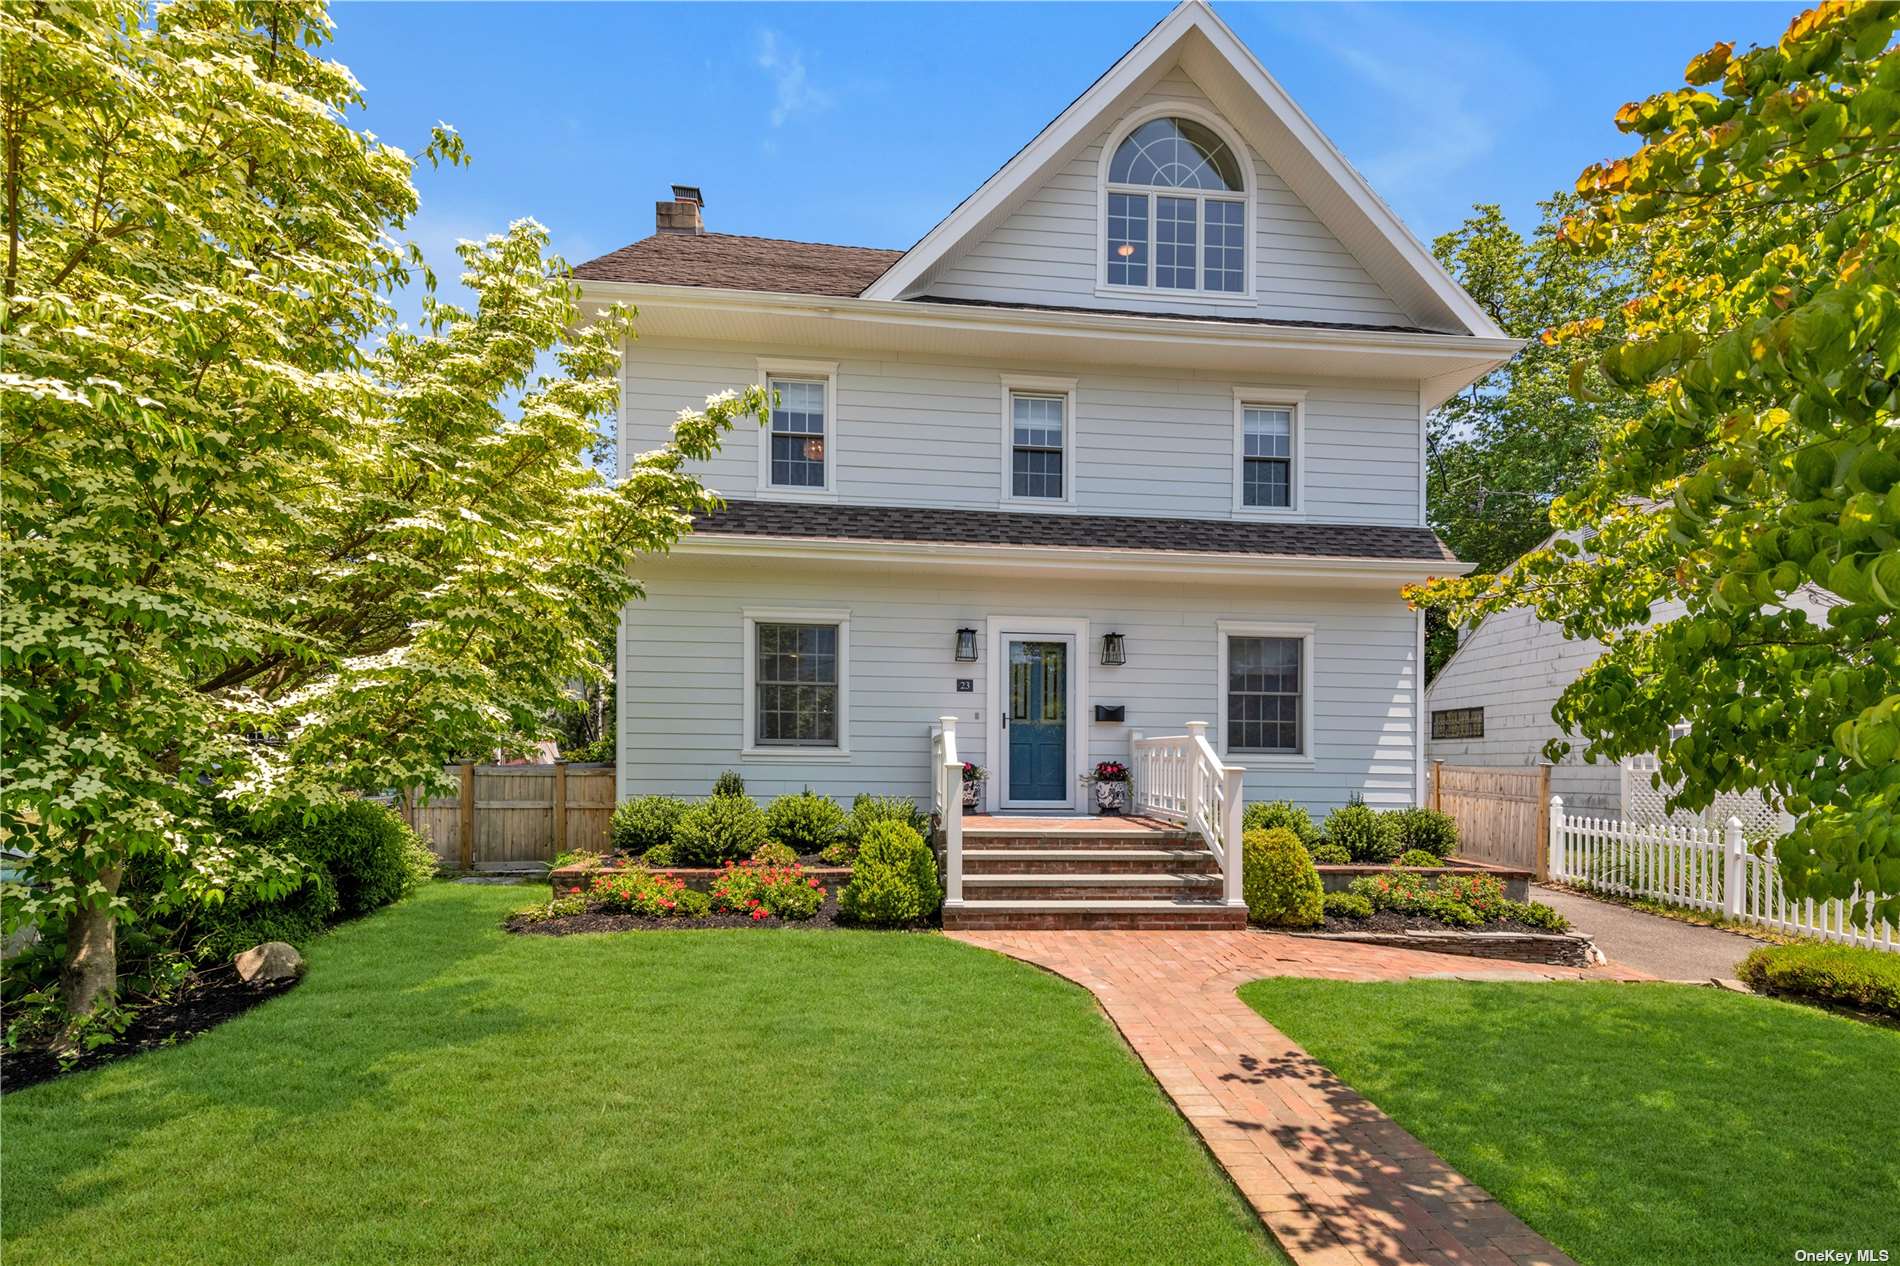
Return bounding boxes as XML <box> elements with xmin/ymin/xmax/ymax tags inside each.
<box><xmin>1220</xmin><ymin>624</ymin><xmax>1312</xmax><ymax>761</ymax></box>
<box><xmin>1103</xmin><ymin>115</ymin><xmax>1247</xmax><ymax>296</ymax></box>
<box><xmin>757</xmin><ymin>360</ymin><xmax>838</xmax><ymax>494</ymax></box>
<box><xmin>1010</xmin><ymin>393</ymin><xmax>1065</xmax><ymax>500</ymax></box>
<box><xmin>768</xmin><ymin>378</ymin><xmax>827</xmax><ymax>488</ymax></box>
<box><xmin>1241</xmin><ymin>406</ymin><xmax>1294</xmax><ymax>508</ymax></box>
<box><xmin>1001</xmin><ymin>377</ymin><xmax>1075</xmax><ymax>504</ymax></box>
<box><xmin>745</xmin><ymin>612</ymin><xmax>849</xmax><ymax>754</ymax></box>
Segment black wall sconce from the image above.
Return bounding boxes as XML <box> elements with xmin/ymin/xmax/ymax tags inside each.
<box><xmin>1101</xmin><ymin>631</ymin><xmax>1126</xmax><ymax>666</ymax></box>
<box><xmin>954</xmin><ymin>627</ymin><xmax>978</xmax><ymax>662</ymax></box>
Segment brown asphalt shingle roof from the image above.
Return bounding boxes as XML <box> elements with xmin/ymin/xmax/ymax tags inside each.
<box><xmin>693</xmin><ymin>499</ymin><xmax>1459</xmax><ymax>565</ymax></box>
<box><xmin>571</xmin><ymin>233</ymin><xmax>902</xmax><ymax>296</ymax></box>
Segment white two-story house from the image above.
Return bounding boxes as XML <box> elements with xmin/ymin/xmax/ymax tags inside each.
<box><xmin>577</xmin><ymin>2</ymin><xmax>1514</xmax><ymax>868</ymax></box>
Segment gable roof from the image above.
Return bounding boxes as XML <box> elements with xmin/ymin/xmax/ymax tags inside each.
<box><xmin>860</xmin><ymin>1</ymin><xmax>1504</xmax><ymax>339</ymax></box>
<box><xmin>694</xmin><ymin>498</ymin><xmax>1459</xmax><ymax>564</ymax></box>
<box><xmin>571</xmin><ymin>232</ymin><xmax>901</xmax><ymax>296</ymax></box>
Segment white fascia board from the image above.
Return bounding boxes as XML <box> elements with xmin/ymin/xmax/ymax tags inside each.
<box><xmin>574</xmin><ymin>277</ymin><xmax>1521</xmax><ymax>368</ymax></box>
<box><xmin>669</xmin><ymin>531</ymin><xmax>1473</xmax><ymax>583</ymax></box>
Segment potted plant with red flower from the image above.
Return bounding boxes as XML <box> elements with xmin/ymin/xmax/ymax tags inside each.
<box><xmin>1091</xmin><ymin>760</ymin><xmax>1129</xmax><ymax>814</ymax></box>
<box><xmin>960</xmin><ymin>761</ymin><xmax>986</xmax><ymax>812</ymax></box>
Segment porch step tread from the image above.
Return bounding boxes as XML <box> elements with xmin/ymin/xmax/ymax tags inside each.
<box><xmin>951</xmin><ymin>898</ymin><xmax>1240</xmax><ymax>911</ymax></box>
<box><xmin>963</xmin><ymin>872</ymin><xmax>1219</xmax><ymax>887</ymax></box>
<box><xmin>961</xmin><ymin>848</ymin><xmax>1211</xmax><ymax>862</ymax></box>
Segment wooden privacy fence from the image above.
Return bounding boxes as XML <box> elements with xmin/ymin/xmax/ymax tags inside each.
<box><xmin>1430</xmin><ymin>761</ymin><xmax>1551</xmax><ymax>878</ymax></box>
<box><xmin>400</xmin><ymin>762</ymin><xmax>615</xmax><ymax>871</ymax></box>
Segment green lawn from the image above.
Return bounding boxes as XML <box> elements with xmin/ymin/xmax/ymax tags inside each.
<box><xmin>3</xmin><ymin>884</ymin><xmax>1279</xmax><ymax>1266</ymax></box>
<box><xmin>1239</xmin><ymin>978</ymin><xmax>1900</xmax><ymax>1266</ymax></box>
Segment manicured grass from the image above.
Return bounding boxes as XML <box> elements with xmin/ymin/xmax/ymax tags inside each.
<box><xmin>3</xmin><ymin>884</ymin><xmax>1280</xmax><ymax>1266</ymax></box>
<box><xmin>1239</xmin><ymin>978</ymin><xmax>1900</xmax><ymax>1266</ymax></box>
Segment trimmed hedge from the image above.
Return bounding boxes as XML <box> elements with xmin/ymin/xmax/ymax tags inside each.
<box><xmin>1322</xmin><ymin>890</ymin><xmax>1373</xmax><ymax>919</ymax></box>
<box><xmin>1397</xmin><ymin>848</ymin><xmax>1443</xmax><ymax>868</ymax></box>
<box><xmin>610</xmin><ymin>795</ymin><xmax>688</xmax><ymax>855</ymax></box>
<box><xmin>1240</xmin><ymin>827</ymin><xmax>1323</xmax><ymax>928</ymax></box>
<box><xmin>282</xmin><ymin>799</ymin><xmax>436</xmax><ymax>917</ymax></box>
<box><xmin>1241</xmin><ymin>801</ymin><xmax>1319</xmax><ymax>846</ymax></box>
<box><xmin>1310</xmin><ymin>842</ymin><xmax>1351</xmax><ymax>865</ymax></box>
<box><xmin>764</xmin><ymin>790</ymin><xmax>847</xmax><ymax>853</ymax></box>
<box><xmin>671</xmin><ymin>795</ymin><xmax>769</xmax><ymax>867</ymax></box>
<box><xmin>838</xmin><ymin>820</ymin><xmax>940</xmax><ymax>926</ymax></box>
<box><xmin>1738</xmin><ymin>942</ymin><xmax>1900</xmax><ymax>1019</ymax></box>
<box><xmin>842</xmin><ymin>793</ymin><xmax>928</xmax><ymax>844</ymax></box>
<box><xmin>1323</xmin><ymin>802</ymin><xmax>1401</xmax><ymax>864</ymax></box>
<box><xmin>1388</xmin><ymin>807</ymin><xmax>1458</xmax><ymax>859</ymax></box>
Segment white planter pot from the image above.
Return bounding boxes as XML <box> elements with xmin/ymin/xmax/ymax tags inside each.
<box><xmin>961</xmin><ymin>781</ymin><xmax>982</xmax><ymax>812</ymax></box>
<box><xmin>1094</xmin><ymin>781</ymin><xmax>1128</xmax><ymax>814</ymax></box>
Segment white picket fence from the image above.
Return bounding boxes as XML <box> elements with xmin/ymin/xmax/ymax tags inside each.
<box><xmin>1548</xmin><ymin>797</ymin><xmax>1897</xmax><ymax>953</ymax></box>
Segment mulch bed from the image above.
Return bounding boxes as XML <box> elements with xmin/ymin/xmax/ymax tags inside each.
<box><xmin>1</xmin><ymin>963</ymin><xmax>299</xmax><ymax>1095</ymax></box>
<box><xmin>508</xmin><ymin>892</ymin><xmax>858</xmax><ymax>935</ymax></box>
<box><xmin>1323</xmin><ymin>910</ymin><xmax>1565</xmax><ymax>937</ymax></box>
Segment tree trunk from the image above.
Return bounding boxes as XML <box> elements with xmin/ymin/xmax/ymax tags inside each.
<box><xmin>60</xmin><ymin>866</ymin><xmax>123</xmax><ymax>1019</ymax></box>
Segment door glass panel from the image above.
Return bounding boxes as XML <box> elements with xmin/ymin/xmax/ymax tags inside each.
<box><xmin>1007</xmin><ymin>639</ymin><xmax>1068</xmax><ymax>802</ymax></box>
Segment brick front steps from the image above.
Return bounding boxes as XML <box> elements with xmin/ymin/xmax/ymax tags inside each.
<box><xmin>945</xmin><ymin>817</ymin><xmax>1245</xmax><ymax>930</ymax></box>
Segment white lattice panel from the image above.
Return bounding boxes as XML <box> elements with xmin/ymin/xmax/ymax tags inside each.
<box><xmin>1620</xmin><ymin>754</ymin><xmax>1792</xmax><ymax>843</ymax></box>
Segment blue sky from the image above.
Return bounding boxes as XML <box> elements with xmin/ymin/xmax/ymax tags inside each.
<box><xmin>327</xmin><ymin>1</ymin><xmax>1805</xmax><ymax>287</ymax></box>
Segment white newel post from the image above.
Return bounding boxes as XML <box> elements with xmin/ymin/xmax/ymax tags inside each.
<box><xmin>1548</xmin><ymin>795</ymin><xmax>1566</xmax><ymax>882</ymax></box>
<box><xmin>1222</xmin><ymin>763</ymin><xmax>1245</xmax><ymax>907</ymax></box>
<box><xmin>1128</xmin><ymin>730</ymin><xmax>1144</xmax><ymax>815</ymax></box>
<box><xmin>1185</xmin><ymin>721</ymin><xmax>1207</xmax><ymax>831</ymax></box>
<box><xmin>1723</xmin><ymin>814</ymin><xmax>1745</xmax><ymax>918</ymax></box>
<box><xmin>940</xmin><ymin>715</ymin><xmax>962</xmax><ymax>905</ymax></box>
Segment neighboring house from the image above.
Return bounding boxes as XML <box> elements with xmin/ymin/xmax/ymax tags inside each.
<box><xmin>1426</xmin><ymin>566</ymin><xmax>1836</xmax><ymax>820</ymax></box>
<box><xmin>576</xmin><ymin>2</ymin><xmax>1514</xmax><ymax>827</ymax></box>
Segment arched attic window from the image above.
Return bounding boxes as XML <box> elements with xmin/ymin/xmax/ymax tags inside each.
<box><xmin>1104</xmin><ymin>116</ymin><xmax>1247</xmax><ymax>295</ymax></box>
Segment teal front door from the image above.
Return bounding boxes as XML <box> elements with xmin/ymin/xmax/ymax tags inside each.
<box><xmin>1007</xmin><ymin>639</ymin><xmax>1069</xmax><ymax>804</ymax></box>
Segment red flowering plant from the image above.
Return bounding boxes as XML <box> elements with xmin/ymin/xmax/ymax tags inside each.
<box><xmin>1092</xmin><ymin>761</ymin><xmax>1129</xmax><ymax>783</ymax></box>
<box><xmin>592</xmin><ymin>868</ymin><xmax>706</xmax><ymax>918</ymax></box>
<box><xmin>960</xmin><ymin>761</ymin><xmax>986</xmax><ymax>784</ymax></box>
<box><xmin>710</xmin><ymin>859</ymin><xmax>827</xmax><ymax>921</ymax></box>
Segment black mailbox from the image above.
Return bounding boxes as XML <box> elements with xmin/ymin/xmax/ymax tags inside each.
<box><xmin>1093</xmin><ymin>704</ymin><xmax>1126</xmax><ymax>723</ymax></box>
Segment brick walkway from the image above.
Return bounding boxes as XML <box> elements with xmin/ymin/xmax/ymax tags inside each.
<box><xmin>949</xmin><ymin>929</ymin><xmax>1646</xmax><ymax>1266</ymax></box>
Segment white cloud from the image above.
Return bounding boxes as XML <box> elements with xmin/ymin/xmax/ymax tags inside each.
<box><xmin>756</xmin><ymin>28</ymin><xmax>832</xmax><ymax>128</ymax></box>
<box><xmin>1268</xmin><ymin>9</ymin><xmax>1532</xmax><ymax>207</ymax></box>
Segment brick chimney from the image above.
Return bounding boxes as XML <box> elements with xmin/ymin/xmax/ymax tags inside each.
<box><xmin>656</xmin><ymin>184</ymin><xmax>704</xmax><ymax>235</ymax></box>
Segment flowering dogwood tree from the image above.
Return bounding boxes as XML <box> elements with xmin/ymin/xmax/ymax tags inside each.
<box><xmin>1410</xmin><ymin>2</ymin><xmax>1900</xmax><ymax>927</ymax></box>
<box><xmin>1</xmin><ymin>0</ymin><xmax>762</xmax><ymax>1017</ymax></box>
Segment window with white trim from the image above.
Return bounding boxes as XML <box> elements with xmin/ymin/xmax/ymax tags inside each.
<box><xmin>1009</xmin><ymin>392</ymin><xmax>1066</xmax><ymax>500</ymax></box>
<box><xmin>1241</xmin><ymin>406</ymin><xmax>1294</xmax><ymax>508</ymax></box>
<box><xmin>753</xmin><ymin>621</ymin><xmax>840</xmax><ymax>747</ymax></box>
<box><xmin>1227</xmin><ymin>635</ymin><xmax>1303</xmax><ymax>755</ymax></box>
<box><xmin>1104</xmin><ymin>115</ymin><xmax>1247</xmax><ymax>296</ymax></box>
<box><xmin>767</xmin><ymin>377</ymin><xmax>827</xmax><ymax>488</ymax></box>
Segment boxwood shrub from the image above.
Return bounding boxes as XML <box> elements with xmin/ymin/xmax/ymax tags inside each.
<box><xmin>671</xmin><ymin>795</ymin><xmax>769</xmax><ymax>866</ymax></box>
<box><xmin>838</xmin><ymin>820</ymin><xmax>940</xmax><ymax>926</ymax></box>
<box><xmin>1310</xmin><ymin>842</ymin><xmax>1351</xmax><ymax>865</ymax></box>
<box><xmin>610</xmin><ymin>795</ymin><xmax>688</xmax><ymax>855</ymax></box>
<box><xmin>764</xmin><ymin>790</ymin><xmax>847</xmax><ymax>853</ymax></box>
<box><xmin>271</xmin><ymin>799</ymin><xmax>435</xmax><ymax>919</ymax></box>
<box><xmin>1322</xmin><ymin>890</ymin><xmax>1373</xmax><ymax>919</ymax></box>
<box><xmin>1388</xmin><ymin>807</ymin><xmax>1458</xmax><ymax>860</ymax></box>
<box><xmin>1397</xmin><ymin>848</ymin><xmax>1444</xmax><ymax>868</ymax></box>
<box><xmin>1323</xmin><ymin>802</ymin><xmax>1401</xmax><ymax>863</ymax></box>
<box><xmin>1738</xmin><ymin>942</ymin><xmax>1900</xmax><ymax>1019</ymax></box>
<box><xmin>1241</xmin><ymin>800</ymin><xmax>1319</xmax><ymax>846</ymax></box>
<box><xmin>843</xmin><ymin>793</ymin><xmax>928</xmax><ymax>844</ymax></box>
<box><xmin>1240</xmin><ymin>827</ymin><xmax>1323</xmax><ymax>928</ymax></box>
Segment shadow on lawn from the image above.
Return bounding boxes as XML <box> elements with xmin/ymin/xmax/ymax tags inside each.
<box><xmin>1241</xmin><ymin>979</ymin><xmax>1900</xmax><ymax>1265</ymax></box>
<box><xmin>1</xmin><ymin>889</ymin><xmax>537</xmax><ymax>1241</ymax></box>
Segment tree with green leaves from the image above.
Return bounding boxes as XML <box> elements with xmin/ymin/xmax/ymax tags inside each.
<box><xmin>1</xmin><ymin>0</ymin><xmax>761</xmax><ymax>1019</ymax></box>
<box><xmin>1411</xmin><ymin>1</ymin><xmax>1900</xmax><ymax>928</ymax></box>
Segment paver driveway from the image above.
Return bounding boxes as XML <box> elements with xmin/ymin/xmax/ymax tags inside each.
<box><xmin>950</xmin><ymin>928</ymin><xmax>1646</xmax><ymax>1266</ymax></box>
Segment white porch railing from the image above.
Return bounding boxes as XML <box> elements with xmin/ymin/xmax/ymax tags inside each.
<box><xmin>1130</xmin><ymin>722</ymin><xmax>1245</xmax><ymax>909</ymax></box>
<box><xmin>1549</xmin><ymin>796</ymin><xmax>1897</xmax><ymax>953</ymax></box>
<box><xmin>931</xmin><ymin>716</ymin><xmax>963</xmax><ymax>906</ymax></box>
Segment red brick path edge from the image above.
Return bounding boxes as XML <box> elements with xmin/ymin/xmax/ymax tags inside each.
<box><xmin>948</xmin><ymin>929</ymin><xmax>1649</xmax><ymax>1266</ymax></box>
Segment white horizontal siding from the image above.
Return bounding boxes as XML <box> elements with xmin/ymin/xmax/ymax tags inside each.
<box><xmin>924</xmin><ymin>69</ymin><xmax>1411</xmax><ymax>327</ymax></box>
<box><xmin>619</xmin><ymin>556</ymin><xmax>1421</xmax><ymax>817</ymax></box>
<box><xmin>624</xmin><ymin>338</ymin><xmax>1422</xmax><ymax>525</ymax></box>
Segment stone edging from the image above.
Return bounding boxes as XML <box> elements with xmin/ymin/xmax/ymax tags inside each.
<box><xmin>1289</xmin><ymin>928</ymin><xmax>1603</xmax><ymax>968</ymax></box>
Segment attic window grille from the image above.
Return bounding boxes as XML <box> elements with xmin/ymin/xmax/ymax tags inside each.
<box><xmin>1105</xmin><ymin>116</ymin><xmax>1246</xmax><ymax>296</ymax></box>
<box><xmin>1431</xmin><ymin>707</ymin><xmax>1484</xmax><ymax>740</ymax></box>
